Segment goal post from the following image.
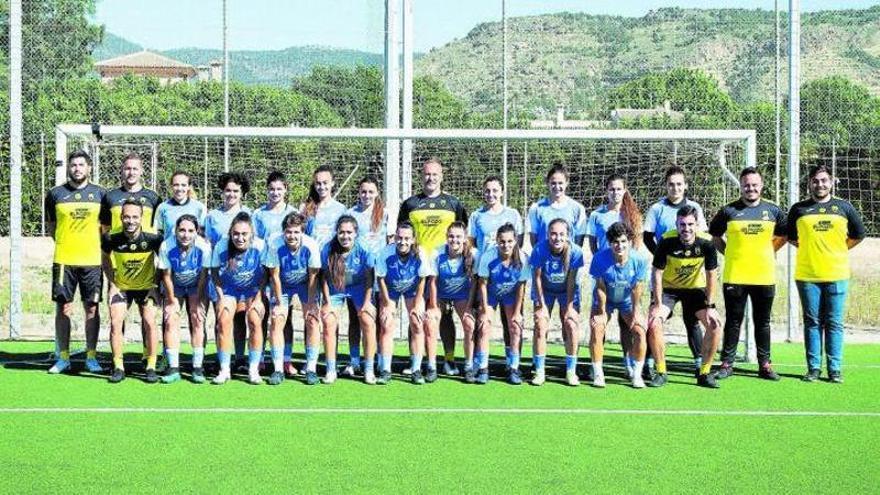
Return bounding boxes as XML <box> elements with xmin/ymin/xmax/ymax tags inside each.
<box><xmin>52</xmin><ymin>123</ymin><xmax>759</xmax><ymax>362</ymax></box>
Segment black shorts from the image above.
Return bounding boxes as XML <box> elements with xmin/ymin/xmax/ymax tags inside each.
<box><xmin>51</xmin><ymin>264</ymin><xmax>102</xmax><ymax>304</ymax></box>
<box><xmin>110</xmin><ymin>289</ymin><xmax>158</xmax><ymax>307</ymax></box>
<box><xmin>657</xmin><ymin>289</ymin><xmax>708</xmax><ymax>318</ymax></box>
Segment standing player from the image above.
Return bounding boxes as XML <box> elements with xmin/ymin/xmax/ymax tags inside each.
<box><xmin>586</xmin><ymin>174</ymin><xmax>642</xmax><ymax>253</ymax></box>
<box><xmin>530</xmin><ymin>218</ymin><xmax>584</xmax><ymax>386</ymax></box>
<box><xmin>264</xmin><ymin>212</ymin><xmax>322</xmax><ymax>386</ymax></box>
<box><xmin>788</xmin><ymin>165</ymin><xmax>865</xmax><ymax>383</ymax></box>
<box><xmin>468</xmin><ymin>176</ymin><xmax>523</xmax><ymax>254</ymax></box>
<box><xmin>155</xmin><ymin>171</ymin><xmax>206</xmax><ymax>240</ymax></box>
<box><xmin>709</xmin><ymin>167</ymin><xmax>787</xmax><ymax>381</ymax></box>
<box><xmin>526</xmin><ymin>163</ymin><xmax>587</xmax><ymax>248</ymax></box>
<box><xmin>157</xmin><ymin>214</ymin><xmax>211</xmax><ymax>384</ymax></box>
<box><xmin>648</xmin><ymin>205</ymin><xmax>723</xmax><ymax>389</ymax></box>
<box><xmin>398</xmin><ymin>158</ymin><xmax>468</xmax><ymax>375</ymax></box>
<box><xmin>643</xmin><ymin>165</ymin><xmax>708</xmax><ymax>372</ymax></box>
<box><xmin>302</xmin><ymin>165</ymin><xmax>347</xmax><ymax>247</ymax></box>
<box><xmin>101</xmin><ymin>200</ymin><xmax>164</xmax><ymax>383</ymax></box>
<box><xmin>376</xmin><ymin>222</ymin><xmax>434</xmax><ymax>385</ymax></box>
<box><xmin>588</xmin><ymin>222</ymin><xmax>650</xmax><ymax>388</ymax></box>
<box><xmin>45</xmin><ymin>150</ymin><xmax>105</xmax><ymax>374</ymax></box>
<box><xmin>477</xmin><ymin>224</ymin><xmax>530</xmax><ymax>385</ymax></box>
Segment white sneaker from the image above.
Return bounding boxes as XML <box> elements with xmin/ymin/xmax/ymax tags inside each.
<box><xmin>364</xmin><ymin>371</ymin><xmax>377</xmax><ymax>385</ymax></box>
<box><xmin>85</xmin><ymin>358</ymin><xmax>103</xmax><ymax>373</ymax></box>
<box><xmin>566</xmin><ymin>370</ymin><xmax>581</xmax><ymax>387</ymax></box>
<box><xmin>212</xmin><ymin>370</ymin><xmax>231</xmax><ymax>385</ymax></box>
<box><xmin>340</xmin><ymin>364</ymin><xmax>358</xmax><ymax>378</ymax></box>
<box><xmin>631</xmin><ymin>375</ymin><xmax>646</xmax><ymax>389</ymax></box>
<box><xmin>48</xmin><ymin>359</ymin><xmax>70</xmax><ymax>374</ymax></box>
<box><xmin>322</xmin><ymin>370</ymin><xmax>337</xmax><ymax>384</ymax></box>
<box><xmin>443</xmin><ymin>361</ymin><xmax>460</xmax><ymax>376</ymax></box>
<box><xmin>247</xmin><ymin>372</ymin><xmax>263</xmax><ymax>385</ymax></box>
<box><xmin>402</xmin><ymin>367</ymin><xmax>413</xmax><ymax>376</ymax></box>
<box><xmin>591</xmin><ymin>373</ymin><xmax>605</xmax><ymax>388</ymax></box>
<box><xmin>530</xmin><ymin>369</ymin><xmax>546</xmax><ymax>386</ymax></box>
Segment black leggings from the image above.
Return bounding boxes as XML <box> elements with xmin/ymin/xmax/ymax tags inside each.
<box><xmin>720</xmin><ymin>284</ymin><xmax>775</xmax><ymax>365</ymax></box>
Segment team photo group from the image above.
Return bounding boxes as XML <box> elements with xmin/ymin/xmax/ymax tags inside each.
<box><xmin>45</xmin><ymin>149</ymin><xmax>865</xmax><ymax>389</ymax></box>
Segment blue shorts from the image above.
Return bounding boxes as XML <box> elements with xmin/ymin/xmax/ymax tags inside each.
<box><xmin>219</xmin><ymin>286</ymin><xmax>261</xmax><ymax>304</ymax></box>
<box><xmin>271</xmin><ymin>285</ymin><xmax>311</xmax><ymax>307</ymax></box>
<box><xmin>487</xmin><ymin>290</ymin><xmax>518</xmax><ymax>308</ymax></box>
<box><xmin>160</xmin><ymin>283</ymin><xmax>200</xmax><ymax>299</ymax></box>
<box><xmin>327</xmin><ymin>286</ymin><xmax>369</xmax><ymax>309</ymax></box>
<box><xmin>536</xmin><ymin>291</ymin><xmax>580</xmax><ymax>312</ymax></box>
<box><xmin>592</xmin><ymin>298</ymin><xmax>633</xmax><ymax>316</ymax></box>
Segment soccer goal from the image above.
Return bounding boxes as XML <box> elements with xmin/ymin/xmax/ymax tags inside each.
<box><xmin>52</xmin><ymin>123</ymin><xmax>759</xmax><ymax>361</ymax></box>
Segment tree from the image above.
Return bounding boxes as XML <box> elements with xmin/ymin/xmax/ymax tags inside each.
<box><xmin>801</xmin><ymin>76</ymin><xmax>880</xmax><ymax>148</ymax></box>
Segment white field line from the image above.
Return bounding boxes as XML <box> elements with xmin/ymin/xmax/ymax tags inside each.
<box><xmin>0</xmin><ymin>407</ymin><xmax>878</xmax><ymax>417</ymax></box>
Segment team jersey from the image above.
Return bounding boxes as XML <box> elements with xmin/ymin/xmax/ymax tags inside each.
<box><xmin>530</xmin><ymin>241</ymin><xmax>585</xmax><ymax>295</ymax></box>
<box><xmin>99</xmin><ymin>187</ymin><xmax>161</xmax><ymax>234</ymax></box>
<box><xmin>101</xmin><ymin>231</ymin><xmax>163</xmax><ymax>291</ymax></box>
<box><xmin>708</xmin><ymin>199</ymin><xmax>787</xmax><ymax>285</ymax></box>
<box><xmin>45</xmin><ymin>182</ymin><xmax>105</xmax><ymax>266</ymax></box>
<box><xmin>210</xmin><ymin>237</ymin><xmax>267</xmax><ymax>293</ymax></box>
<box><xmin>468</xmin><ymin>206</ymin><xmax>523</xmax><ymax>255</ymax></box>
<box><xmin>155</xmin><ymin>197</ymin><xmax>207</xmax><ymax>240</ymax></box>
<box><xmin>644</xmin><ymin>197</ymin><xmax>708</xmax><ymax>244</ymax></box>
<box><xmin>586</xmin><ymin>204</ymin><xmax>622</xmax><ymax>252</ymax></box>
<box><xmin>157</xmin><ymin>236</ymin><xmax>212</xmax><ymax>290</ymax></box>
<box><xmin>374</xmin><ymin>244</ymin><xmax>433</xmax><ymax>299</ymax></box>
<box><xmin>303</xmin><ymin>199</ymin><xmax>347</xmax><ymax>247</ymax></box>
<box><xmin>347</xmin><ymin>203</ymin><xmax>389</xmax><ymax>253</ymax></box>
<box><xmin>477</xmin><ymin>246</ymin><xmax>530</xmax><ymax>302</ymax></box>
<box><xmin>320</xmin><ymin>241</ymin><xmax>373</xmax><ymax>295</ymax></box>
<box><xmin>204</xmin><ymin>205</ymin><xmax>252</xmax><ymax>246</ymax></box>
<box><xmin>526</xmin><ymin>196</ymin><xmax>588</xmax><ymax>245</ymax></box>
<box><xmin>652</xmin><ymin>231</ymin><xmax>718</xmax><ymax>290</ymax></box>
<box><xmin>253</xmin><ymin>203</ymin><xmax>297</xmax><ymax>241</ymax></box>
<box><xmin>398</xmin><ymin>192</ymin><xmax>468</xmax><ymax>253</ymax></box>
<box><xmin>263</xmin><ymin>233</ymin><xmax>322</xmax><ymax>289</ymax></box>
<box><xmin>787</xmin><ymin>197</ymin><xmax>866</xmax><ymax>282</ymax></box>
<box><xmin>432</xmin><ymin>246</ymin><xmax>477</xmax><ymax>301</ymax></box>
<box><xmin>589</xmin><ymin>248</ymin><xmax>649</xmax><ymax>304</ymax></box>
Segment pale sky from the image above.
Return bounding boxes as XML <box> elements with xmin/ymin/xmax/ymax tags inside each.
<box><xmin>93</xmin><ymin>0</ymin><xmax>880</xmax><ymax>53</ymax></box>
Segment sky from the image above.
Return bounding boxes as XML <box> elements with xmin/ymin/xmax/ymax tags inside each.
<box><xmin>93</xmin><ymin>0</ymin><xmax>880</xmax><ymax>53</ymax></box>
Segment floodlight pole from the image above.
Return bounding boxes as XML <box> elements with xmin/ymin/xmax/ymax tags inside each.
<box><xmin>385</xmin><ymin>0</ymin><xmax>401</xmax><ymax>225</ymax></box>
<box><xmin>502</xmin><ymin>0</ymin><xmax>509</xmax><ymax>204</ymax></box>
<box><xmin>223</xmin><ymin>0</ymin><xmax>230</xmax><ymax>172</ymax></box>
<box><xmin>402</xmin><ymin>0</ymin><xmax>414</xmax><ymax>199</ymax></box>
<box><xmin>787</xmin><ymin>0</ymin><xmax>801</xmax><ymax>343</ymax></box>
<box><xmin>8</xmin><ymin>0</ymin><xmax>22</xmax><ymax>339</ymax></box>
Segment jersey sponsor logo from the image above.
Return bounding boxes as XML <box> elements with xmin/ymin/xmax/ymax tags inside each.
<box><xmin>740</xmin><ymin>223</ymin><xmax>766</xmax><ymax>235</ymax></box>
<box><xmin>421</xmin><ymin>215</ymin><xmax>443</xmax><ymax>227</ymax></box>
<box><xmin>122</xmin><ymin>259</ymin><xmax>143</xmax><ymax>280</ymax></box>
<box><xmin>672</xmin><ymin>264</ymin><xmax>699</xmax><ymax>285</ymax></box>
<box><xmin>812</xmin><ymin>220</ymin><xmax>834</xmax><ymax>232</ymax></box>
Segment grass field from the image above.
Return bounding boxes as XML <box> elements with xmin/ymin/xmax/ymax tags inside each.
<box><xmin>1</xmin><ymin>341</ymin><xmax>879</xmax><ymax>494</ymax></box>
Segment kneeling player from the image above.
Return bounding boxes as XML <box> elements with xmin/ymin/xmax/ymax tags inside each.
<box><xmin>588</xmin><ymin>222</ymin><xmax>649</xmax><ymax>388</ymax></box>
<box><xmin>648</xmin><ymin>206</ymin><xmax>723</xmax><ymax>388</ymax></box>
<box><xmin>102</xmin><ymin>199</ymin><xmax>163</xmax><ymax>383</ymax></box>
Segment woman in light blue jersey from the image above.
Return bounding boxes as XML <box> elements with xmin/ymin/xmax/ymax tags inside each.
<box><xmin>209</xmin><ymin>212</ymin><xmax>267</xmax><ymax>385</ymax></box>
<box><xmin>586</xmin><ymin>174</ymin><xmax>643</xmax><ymax>254</ymax></box>
<box><xmin>477</xmin><ymin>223</ymin><xmax>530</xmax><ymax>385</ymax></box>
<box><xmin>301</xmin><ymin>165</ymin><xmax>347</xmax><ymax>247</ymax></box>
<box><xmin>157</xmin><ymin>214</ymin><xmax>211</xmax><ymax>384</ymax></box>
<box><xmin>341</xmin><ymin>176</ymin><xmax>390</xmax><ymax>378</ymax></box>
<box><xmin>320</xmin><ymin>215</ymin><xmax>376</xmax><ymax>385</ymax></box>
<box><xmin>468</xmin><ymin>176</ymin><xmax>523</xmax><ymax>254</ymax></box>
<box><xmin>264</xmin><ymin>212</ymin><xmax>322</xmax><ymax>386</ymax></box>
<box><xmin>530</xmin><ymin>218</ymin><xmax>585</xmax><ymax>387</ymax></box>
<box><xmin>253</xmin><ymin>170</ymin><xmax>296</xmax><ymax>241</ymax></box>
<box><xmin>526</xmin><ymin>163</ymin><xmax>588</xmax><ymax>248</ymax></box>
<box><xmin>376</xmin><ymin>222</ymin><xmax>433</xmax><ymax>385</ymax></box>
<box><xmin>428</xmin><ymin>221</ymin><xmax>479</xmax><ymax>383</ymax></box>
<box><xmin>155</xmin><ymin>171</ymin><xmax>206</xmax><ymax>240</ymax></box>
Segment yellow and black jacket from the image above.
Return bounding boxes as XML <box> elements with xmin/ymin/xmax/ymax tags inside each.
<box><xmin>787</xmin><ymin>197</ymin><xmax>866</xmax><ymax>282</ymax></box>
<box><xmin>101</xmin><ymin>231</ymin><xmax>163</xmax><ymax>291</ymax></box>
<box><xmin>708</xmin><ymin>199</ymin><xmax>787</xmax><ymax>285</ymax></box>
<box><xmin>653</xmin><ymin>231</ymin><xmax>719</xmax><ymax>290</ymax></box>
<box><xmin>45</xmin><ymin>183</ymin><xmax>105</xmax><ymax>266</ymax></box>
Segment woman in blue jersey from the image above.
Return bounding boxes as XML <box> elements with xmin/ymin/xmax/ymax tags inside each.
<box><xmin>155</xmin><ymin>171</ymin><xmax>207</xmax><ymax>239</ymax></box>
<box><xmin>209</xmin><ymin>212</ymin><xmax>267</xmax><ymax>385</ymax></box>
<box><xmin>526</xmin><ymin>163</ymin><xmax>588</xmax><ymax>248</ymax></box>
<box><xmin>301</xmin><ymin>165</ymin><xmax>347</xmax><ymax>247</ymax></box>
<box><xmin>264</xmin><ymin>212</ymin><xmax>322</xmax><ymax>386</ymax></box>
<box><xmin>376</xmin><ymin>222</ymin><xmax>433</xmax><ymax>385</ymax></box>
<box><xmin>586</xmin><ymin>174</ymin><xmax>643</xmax><ymax>254</ymax></box>
<box><xmin>468</xmin><ymin>176</ymin><xmax>523</xmax><ymax>253</ymax></box>
<box><xmin>340</xmin><ymin>176</ymin><xmax>390</xmax><ymax>378</ymax></box>
<box><xmin>588</xmin><ymin>222</ymin><xmax>650</xmax><ymax>389</ymax></box>
<box><xmin>320</xmin><ymin>215</ymin><xmax>376</xmax><ymax>385</ymax></box>
<box><xmin>530</xmin><ymin>218</ymin><xmax>585</xmax><ymax>387</ymax></box>
<box><xmin>477</xmin><ymin>223</ymin><xmax>530</xmax><ymax>385</ymax></box>
<box><xmin>157</xmin><ymin>214</ymin><xmax>212</xmax><ymax>384</ymax></box>
<box><xmin>428</xmin><ymin>221</ymin><xmax>479</xmax><ymax>383</ymax></box>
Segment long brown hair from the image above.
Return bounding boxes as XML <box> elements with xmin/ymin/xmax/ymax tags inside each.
<box><xmin>606</xmin><ymin>173</ymin><xmax>643</xmax><ymax>248</ymax></box>
<box><xmin>547</xmin><ymin>218</ymin><xmax>572</xmax><ymax>274</ymax></box>
<box><xmin>495</xmin><ymin>223</ymin><xmax>522</xmax><ymax>269</ymax></box>
<box><xmin>301</xmin><ymin>165</ymin><xmax>334</xmax><ymax>220</ymax></box>
<box><xmin>447</xmin><ymin>221</ymin><xmax>474</xmax><ymax>277</ymax></box>
<box><xmin>327</xmin><ymin>215</ymin><xmax>358</xmax><ymax>290</ymax></box>
<box><xmin>358</xmin><ymin>176</ymin><xmax>385</xmax><ymax>233</ymax></box>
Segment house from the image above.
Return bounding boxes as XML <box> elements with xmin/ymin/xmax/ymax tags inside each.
<box><xmin>95</xmin><ymin>50</ymin><xmax>222</xmax><ymax>85</ymax></box>
<box><xmin>530</xmin><ymin>101</ymin><xmax>685</xmax><ymax>129</ymax></box>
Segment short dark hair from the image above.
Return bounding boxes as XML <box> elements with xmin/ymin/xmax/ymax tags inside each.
<box><xmin>266</xmin><ymin>170</ymin><xmax>286</xmax><ymax>187</ymax></box>
<box><xmin>218</xmin><ymin>172</ymin><xmax>251</xmax><ymax>195</ymax></box>
<box><xmin>122</xmin><ymin>152</ymin><xmax>143</xmax><ymax>166</ymax></box>
<box><xmin>808</xmin><ymin>164</ymin><xmax>833</xmax><ymax>180</ymax></box>
<box><xmin>676</xmin><ymin>204</ymin><xmax>698</xmax><ymax>220</ymax></box>
<box><xmin>120</xmin><ymin>198</ymin><xmax>143</xmax><ymax>212</ymax></box>
<box><xmin>740</xmin><ymin>166</ymin><xmax>761</xmax><ymax>179</ymax></box>
<box><xmin>545</xmin><ymin>162</ymin><xmax>569</xmax><ymax>181</ymax></box>
<box><xmin>606</xmin><ymin>221</ymin><xmax>634</xmax><ymax>242</ymax></box>
<box><xmin>664</xmin><ymin>165</ymin><xmax>686</xmax><ymax>181</ymax></box>
<box><xmin>68</xmin><ymin>150</ymin><xmax>92</xmax><ymax>166</ymax></box>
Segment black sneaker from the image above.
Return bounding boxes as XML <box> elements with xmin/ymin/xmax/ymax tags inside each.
<box><xmin>642</xmin><ymin>365</ymin><xmax>656</xmax><ymax>381</ymax></box>
<box><xmin>758</xmin><ymin>363</ymin><xmax>781</xmax><ymax>381</ymax></box>
<box><xmin>697</xmin><ymin>373</ymin><xmax>720</xmax><ymax>389</ymax></box>
<box><xmin>425</xmin><ymin>367</ymin><xmax>438</xmax><ymax>383</ymax></box>
<box><xmin>376</xmin><ymin>370</ymin><xmax>392</xmax><ymax>385</ymax></box>
<box><xmin>233</xmin><ymin>358</ymin><xmax>249</xmax><ymax>374</ymax></box>
<box><xmin>802</xmin><ymin>369</ymin><xmax>821</xmax><ymax>382</ymax></box>
<box><xmin>108</xmin><ymin>368</ymin><xmax>125</xmax><ymax>383</ymax></box>
<box><xmin>304</xmin><ymin>370</ymin><xmax>320</xmax><ymax>385</ymax></box>
<box><xmin>144</xmin><ymin>369</ymin><xmax>159</xmax><ymax>384</ymax></box>
<box><xmin>464</xmin><ymin>368</ymin><xmax>477</xmax><ymax>384</ymax></box>
<box><xmin>155</xmin><ymin>354</ymin><xmax>168</xmax><ymax>373</ymax></box>
<box><xmin>828</xmin><ymin>370</ymin><xmax>843</xmax><ymax>384</ymax></box>
<box><xmin>411</xmin><ymin>369</ymin><xmax>425</xmax><ymax>385</ymax></box>
<box><xmin>715</xmin><ymin>362</ymin><xmax>734</xmax><ymax>379</ymax></box>
<box><xmin>268</xmin><ymin>371</ymin><xmax>284</xmax><ymax>385</ymax></box>
<box><xmin>648</xmin><ymin>373</ymin><xmax>667</xmax><ymax>388</ymax></box>
<box><xmin>191</xmin><ymin>367</ymin><xmax>206</xmax><ymax>384</ymax></box>
<box><xmin>507</xmin><ymin>368</ymin><xmax>523</xmax><ymax>385</ymax></box>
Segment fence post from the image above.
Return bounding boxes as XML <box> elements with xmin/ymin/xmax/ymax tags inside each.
<box><xmin>8</xmin><ymin>0</ymin><xmax>23</xmax><ymax>340</ymax></box>
<box><xmin>786</xmin><ymin>0</ymin><xmax>801</xmax><ymax>343</ymax></box>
